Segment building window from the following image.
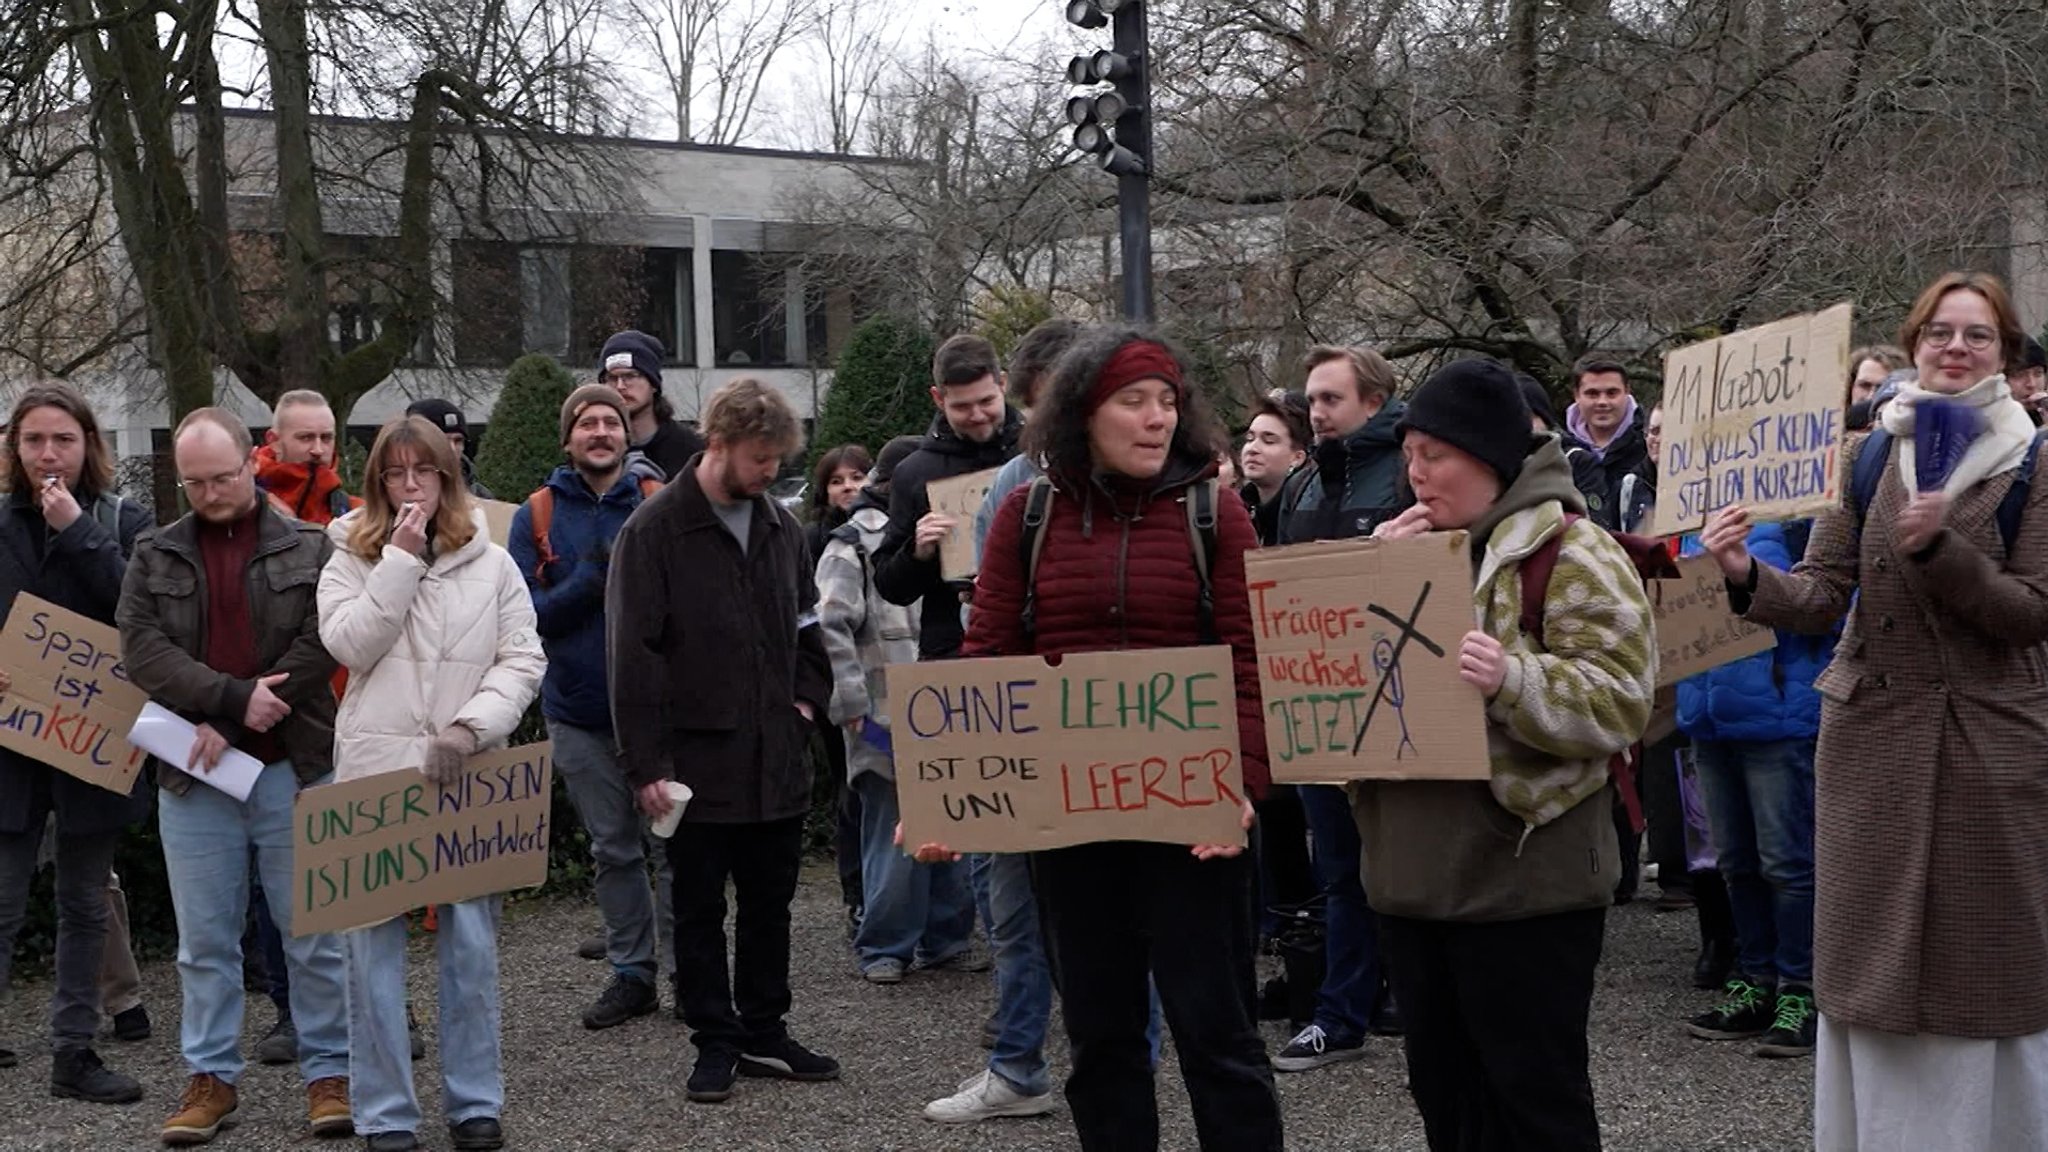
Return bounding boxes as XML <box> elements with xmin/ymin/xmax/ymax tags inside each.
<box><xmin>570</xmin><ymin>246</ymin><xmax>651</xmax><ymax>365</ymax></box>
<box><xmin>452</xmin><ymin>240</ymin><xmax>523</xmax><ymax>366</ymax></box>
<box><xmin>637</xmin><ymin>249</ymin><xmax>694</xmax><ymax>364</ymax></box>
<box><xmin>711</xmin><ymin>250</ymin><xmax>790</xmax><ymax>367</ymax></box>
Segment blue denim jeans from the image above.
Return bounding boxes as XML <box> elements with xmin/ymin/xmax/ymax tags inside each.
<box><xmin>157</xmin><ymin>760</ymin><xmax>349</xmax><ymax>1084</ymax></box>
<box><xmin>549</xmin><ymin>719</ymin><xmax>673</xmax><ymax>985</ymax></box>
<box><xmin>853</xmin><ymin>772</ymin><xmax>974</xmax><ymax>971</ymax></box>
<box><xmin>1300</xmin><ymin>784</ymin><xmax>1376</xmax><ymax>1041</ymax></box>
<box><xmin>974</xmin><ymin>851</ymin><xmax>1055</xmax><ymax>1095</ymax></box>
<box><xmin>347</xmin><ymin>897</ymin><xmax>504</xmax><ymax>1135</ymax></box>
<box><xmin>1695</xmin><ymin>739</ymin><xmax>1816</xmax><ymax>985</ymax></box>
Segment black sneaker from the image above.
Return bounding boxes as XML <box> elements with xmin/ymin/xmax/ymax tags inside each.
<box><xmin>576</xmin><ymin>933</ymin><xmax>606</xmax><ymax>961</ymax></box>
<box><xmin>582</xmin><ymin>976</ymin><xmax>658</xmax><ymax>1030</ymax></box>
<box><xmin>1687</xmin><ymin>977</ymin><xmax>1777</xmax><ymax>1041</ymax></box>
<box><xmin>738</xmin><ymin>1036</ymin><xmax>842</xmax><ymax>1082</ymax></box>
<box><xmin>50</xmin><ymin>1047</ymin><xmax>143</xmax><ymax>1104</ymax></box>
<box><xmin>256</xmin><ymin>1015</ymin><xmax>298</xmax><ymax>1065</ymax></box>
<box><xmin>449</xmin><ymin>1116</ymin><xmax>505</xmax><ymax>1151</ymax></box>
<box><xmin>687</xmin><ymin>1048</ymin><xmax>740</xmax><ymax>1103</ymax></box>
<box><xmin>1</xmin><ymin>1045</ymin><xmax>16</xmax><ymax>1068</ymax></box>
<box><xmin>1755</xmin><ymin>986</ymin><xmax>1818</xmax><ymax>1059</ymax></box>
<box><xmin>110</xmin><ymin>1005</ymin><xmax>152</xmax><ymax>1042</ymax></box>
<box><xmin>1272</xmin><ymin>1024</ymin><xmax>1366</xmax><ymax>1072</ymax></box>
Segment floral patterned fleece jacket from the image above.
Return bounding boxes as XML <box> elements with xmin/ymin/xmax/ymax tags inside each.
<box><xmin>1353</xmin><ymin>435</ymin><xmax>1655</xmax><ymax>923</ymax></box>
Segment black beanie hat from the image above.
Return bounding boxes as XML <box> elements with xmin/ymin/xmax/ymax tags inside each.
<box><xmin>598</xmin><ymin>330</ymin><xmax>665</xmax><ymax>392</ymax></box>
<box><xmin>406</xmin><ymin>397</ymin><xmax>467</xmax><ymax>442</ymax></box>
<box><xmin>1396</xmin><ymin>360</ymin><xmax>1533</xmax><ymax>488</ymax></box>
<box><xmin>1514</xmin><ymin>372</ymin><xmax>1558</xmax><ymax>431</ymax></box>
<box><xmin>871</xmin><ymin>435</ymin><xmax>922</xmax><ymax>488</ymax></box>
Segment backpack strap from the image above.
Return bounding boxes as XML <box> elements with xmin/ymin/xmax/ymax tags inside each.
<box><xmin>1517</xmin><ymin>512</ymin><xmax>1575</xmax><ymax>644</ymax></box>
<box><xmin>528</xmin><ymin>487</ymin><xmax>558</xmax><ymax>585</ymax></box>
<box><xmin>1185</xmin><ymin>478</ymin><xmax>1220</xmax><ymax>645</ymax></box>
<box><xmin>1849</xmin><ymin>428</ymin><xmax>1894</xmax><ymax>538</ymax></box>
<box><xmin>1018</xmin><ymin>477</ymin><xmax>1056</xmax><ymax>647</ymax></box>
<box><xmin>91</xmin><ymin>493</ymin><xmax>123</xmax><ymax>539</ymax></box>
<box><xmin>1995</xmin><ymin>428</ymin><xmax>2048</xmax><ymax>554</ymax></box>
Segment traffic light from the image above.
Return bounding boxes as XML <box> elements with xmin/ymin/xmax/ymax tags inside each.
<box><xmin>1064</xmin><ymin>0</ymin><xmax>1153</xmax><ymax>319</ymax></box>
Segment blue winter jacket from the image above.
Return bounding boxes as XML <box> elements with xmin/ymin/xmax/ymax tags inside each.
<box><xmin>1676</xmin><ymin>521</ymin><xmax>1834</xmax><ymax>744</ymax></box>
<box><xmin>508</xmin><ymin>459</ymin><xmax>664</xmax><ymax>730</ymax></box>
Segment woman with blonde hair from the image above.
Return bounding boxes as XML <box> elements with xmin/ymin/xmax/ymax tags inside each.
<box><xmin>317</xmin><ymin>415</ymin><xmax>544</xmax><ymax>1152</ymax></box>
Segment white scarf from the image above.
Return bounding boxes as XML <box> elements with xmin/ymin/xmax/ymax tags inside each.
<box><xmin>1877</xmin><ymin>373</ymin><xmax>2035</xmax><ymax>499</ymax></box>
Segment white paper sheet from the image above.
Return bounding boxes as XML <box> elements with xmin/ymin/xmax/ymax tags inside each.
<box><xmin>126</xmin><ymin>702</ymin><xmax>266</xmax><ymax>802</ymax></box>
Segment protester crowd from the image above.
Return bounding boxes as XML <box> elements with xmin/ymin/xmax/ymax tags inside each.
<box><xmin>0</xmin><ymin>271</ymin><xmax>2042</xmax><ymax>1152</ymax></box>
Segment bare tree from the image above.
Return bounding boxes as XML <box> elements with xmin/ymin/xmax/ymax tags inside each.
<box><xmin>625</xmin><ymin>0</ymin><xmax>819</xmax><ymax>145</ymax></box>
<box><xmin>0</xmin><ymin>0</ymin><xmax>638</xmax><ymax>421</ymax></box>
<box><xmin>783</xmin><ymin>38</ymin><xmax>1100</xmax><ymax>338</ymax></box>
<box><xmin>1146</xmin><ymin>0</ymin><xmax>2048</xmax><ymax>386</ymax></box>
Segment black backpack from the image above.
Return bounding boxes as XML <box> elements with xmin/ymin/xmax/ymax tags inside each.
<box><xmin>1849</xmin><ymin>427</ymin><xmax>2048</xmax><ymax>554</ymax></box>
<box><xmin>1017</xmin><ymin>475</ymin><xmax>1221</xmax><ymax>646</ymax></box>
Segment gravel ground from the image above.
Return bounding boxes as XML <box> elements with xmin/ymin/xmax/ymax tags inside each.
<box><xmin>0</xmin><ymin>870</ymin><xmax>1812</xmax><ymax>1151</ymax></box>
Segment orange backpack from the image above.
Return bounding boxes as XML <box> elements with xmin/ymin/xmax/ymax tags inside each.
<box><xmin>527</xmin><ymin>477</ymin><xmax>662</xmax><ymax>586</ymax></box>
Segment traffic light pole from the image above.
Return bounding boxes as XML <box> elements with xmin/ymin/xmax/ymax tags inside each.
<box><xmin>1114</xmin><ymin>2</ymin><xmax>1154</xmax><ymax>323</ymax></box>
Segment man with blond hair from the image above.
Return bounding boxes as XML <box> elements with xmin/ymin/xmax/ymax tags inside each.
<box><xmin>609</xmin><ymin>378</ymin><xmax>836</xmax><ymax>1106</ymax></box>
<box><xmin>256</xmin><ymin>391</ymin><xmax>360</xmax><ymax>525</ymax></box>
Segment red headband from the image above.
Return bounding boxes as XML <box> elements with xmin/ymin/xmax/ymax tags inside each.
<box><xmin>1086</xmin><ymin>340</ymin><xmax>1185</xmax><ymax>413</ymax></box>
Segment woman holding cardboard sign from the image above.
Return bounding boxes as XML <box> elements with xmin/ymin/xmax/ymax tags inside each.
<box><xmin>1365</xmin><ymin>359</ymin><xmax>1657</xmax><ymax>1152</ymax></box>
<box><xmin>0</xmin><ymin>383</ymin><xmax>151</xmax><ymax>1103</ymax></box>
<box><xmin>317</xmin><ymin>415</ymin><xmax>543</xmax><ymax>1152</ymax></box>
<box><xmin>1703</xmin><ymin>272</ymin><xmax>2048</xmax><ymax>1151</ymax></box>
<box><xmin>946</xmin><ymin>327</ymin><xmax>1282</xmax><ymax>1152</ymax></box>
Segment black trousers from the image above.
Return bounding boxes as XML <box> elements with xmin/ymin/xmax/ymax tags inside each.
<box><xmin>1031</xmin><ymin>842</ymin><xmax>1283</xmax><ymax>1152</ymax></box>
<box><xmin>1254</xmin><ymin>784</ymin><xmax>1316</xmax><ymax>924</ymax></box>
<box><xmin>1379</xmin><ymin>907</ymin><xmax>1606</xmax><ymax>1152</ymax></box>
<box><xmin>666</xmin><ymin>816</ymin><xmax>805</xmax><ymax>1054</ymax></box>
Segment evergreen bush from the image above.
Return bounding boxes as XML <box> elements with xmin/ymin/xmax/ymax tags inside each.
<box><xmin>475</xmin><ymin>354</ymin><xmax>577</xmax><ymax>500</ymax></box>
<box><xmin>810</xmin><ymin>315</ymin><xmax>935</xmax><ymax>467</ymax></box>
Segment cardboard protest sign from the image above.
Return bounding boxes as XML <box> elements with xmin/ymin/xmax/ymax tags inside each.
<box><xmin>926</xmin><ymin>467</ymin><xmax>1001</xmax><ymax>580</ymax></box>
<box><xmin>1653</xmin><ymin>303</ymin><xmax>1854</xmax><ymax>537</ymax></box>
<box><xmin>0</xmin><ymin>595</ymin><xmax>149</xmax><ymax>793</ymax></box>
<box><xmin>887</xmin><ymin>646</ymin><xmax>1246</xmax><ymax>853</ymax></box>
<box><xmin>478</xmin><ymin>500</ymin><xmax>520</xmax><ymax>549</ymax></box>
<box><xmin>1651</xmin><ymin>555</ymin><xmax>1776</xmax><ymax>686</ymax></box>
<box><xmin>293</xmin><ymin>741</ymin><xmax>552</xmax><ymax>936</ymax></box>
<box><xmin>1246</xmin><ymin>532</ymin><xmax>1490</xmax><ymax>784</ymax></box>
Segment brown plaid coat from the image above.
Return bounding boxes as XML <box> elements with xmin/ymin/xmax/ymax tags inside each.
<box><xmin>1744</xmin><ymin>433</ymin><xmax>2048</xmax><ymax>1038</ymax></box>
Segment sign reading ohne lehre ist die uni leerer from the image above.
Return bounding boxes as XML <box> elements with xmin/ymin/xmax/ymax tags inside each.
<box><xmin>292</xmin><ymin>741</ymin><xmax>552</xmax><ymax>936</ymax></box>
<box><xmin>887</xmin><ymin>647</ymin><xmax>1247</xmax><ymax>853</ymax></box>
<box><xmin>0</xmin><ymin>594</ymin><xmax>149</xmax><ymax>794</ymax></box>
<box><xmin>1651</xmin><ymin>303</ymin><xmax>1853</xmax><ymax>538</ymax></box>
<box><xmin>1651</xmin><ymin>554</ymin><xmax>1776</xmax><ymax>686</ymax></box>
<box><xmin>1245</xmin><ymin>532</ymin><xmax>1490</xmax><ymax>785</ymax></box>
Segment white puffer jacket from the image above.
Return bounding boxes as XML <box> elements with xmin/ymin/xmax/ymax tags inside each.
<box><xmin>316</xmin><ymin>507</ymin><xmax>545</xmax><ymax>783</ymax></box>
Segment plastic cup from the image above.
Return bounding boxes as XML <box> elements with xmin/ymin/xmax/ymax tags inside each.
<box><xmin>649</xmin><ymin>780</ymin><xmax>693</xmax><ymax>839</ymax></box>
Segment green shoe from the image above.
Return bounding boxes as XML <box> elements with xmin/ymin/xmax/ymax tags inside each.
<box><xmin>1686</xmin><ymin>976</ymin><xmax>1776</xmax><ymax>1041</ymax></box>
<box><xmin>1755</xmin><ymin>985</ymin><xmax>1817</xmax><ymax>1058</ymax></box>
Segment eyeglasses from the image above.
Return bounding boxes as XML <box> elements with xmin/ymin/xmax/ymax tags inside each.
<box><xmin>379</xmin><ymin>464</ymin><xmax>444</xmax><ymax>485</ymax></box>
<box><xmin>1920</xmin><ymin>323</ymin><xmax>1999</xmax><ymax>352</ymax></box>
<box><xmin>176</xmin><ymin>460</ymin><xmax>248</xmax><ymax>493</ymax></box>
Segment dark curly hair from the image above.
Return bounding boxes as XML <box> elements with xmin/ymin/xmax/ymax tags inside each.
<box><xmin>1022</xmin><ymin>325</ymin><xmax>1226</xmax><ymax>489</ymax></box>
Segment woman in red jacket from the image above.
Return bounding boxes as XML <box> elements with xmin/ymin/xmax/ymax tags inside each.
<box><xmin>959</xmin><ymin>326</ymin><xmax>1281</xmax><ymax>1151</ymax></box>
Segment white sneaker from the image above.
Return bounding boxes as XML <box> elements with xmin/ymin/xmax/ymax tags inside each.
<box><xmin>923</xmin><ymin>1068</ymin><xmax>1058</xmax><ymax>1124</ymax></box>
